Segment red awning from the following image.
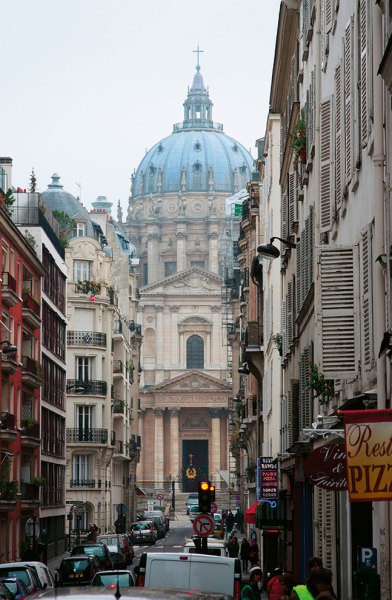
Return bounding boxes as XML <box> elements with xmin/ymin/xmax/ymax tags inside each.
<box><xmin>245</xmin><ymin>501</ymin><xmax>259</xmax><ymax>524</ymax></box>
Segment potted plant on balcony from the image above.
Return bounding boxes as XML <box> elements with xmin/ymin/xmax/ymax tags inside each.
<box><xmin>32</xmin><ymin>476</ymin><xmax>47</xmax><ymax>487</ymax></box>
<box><xmin>306</xmin><ymin>361</ymin><xmax>335</xmax><ymax>404</ymax></box>
<box><xmin>22</xmin><ymin>417</ymin><xmax>39</xmax><ymax>432</ymax></box>
<box><xmin>291</xmin><ymin>111</ymin><xmax>307</xmax><ymax>163</ymax></box>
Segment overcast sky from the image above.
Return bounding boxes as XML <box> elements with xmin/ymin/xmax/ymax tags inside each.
<box><xmin>2</xmin><ymin>0</ymin><xmax>280</xmax><ymax>216</ymax></box>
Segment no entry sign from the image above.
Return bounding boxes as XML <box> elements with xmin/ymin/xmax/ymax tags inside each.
<box><xmin>193</xmin><ymin>514</ymin><xmax>214</xmax><ymax>537</ymax></box>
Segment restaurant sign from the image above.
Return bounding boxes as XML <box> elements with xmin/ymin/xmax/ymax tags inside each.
<box><xmin>344</xmin><ymin>409</ymin><xmax>392</xmax><ymax>502</ymax></box>
<box><xmin>257</xmin><ymin>457</ymin><xmax>278</xmax><ymax>500</ymax></box>
<box><xmin>304</xmin><ymin>443</ymin><xmax>347</xmax><ymax>491</ymax></box>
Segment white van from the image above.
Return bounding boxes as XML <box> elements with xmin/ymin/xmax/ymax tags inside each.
<box><xmin>135</xmin><ymin>552</ymin><xmax>241</xmax><ymax>599</ymax></box>
<box><xmin>183</xmin><ymin>538</ymin><xmax>227</xmax><ymax>557</ymax></box>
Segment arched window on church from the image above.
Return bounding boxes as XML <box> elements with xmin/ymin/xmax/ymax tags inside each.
<box><xmin>186</xmin><ymin>335</ymin><xmax>204</xmax><ymax>369</ymax></box>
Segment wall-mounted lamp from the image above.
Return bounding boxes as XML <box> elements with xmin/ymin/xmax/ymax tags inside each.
<box><xmin>238</xmin><ymin>363</ymin><xmax>250</xmax><ymax>375</ymax></box>
<box><xmin>257</xmin><ymin>237</ymin><xmax>297</xmax><ymax>261</ymax></box>
<box><xmin>0</xmin><ymin>340</ymin><xmax>17</xmax><ymax>355</ymax></box>
<box><xmin>375</xmin><ymin>254</ymin><xmax>387</xmax><ymax>267</ymax></box>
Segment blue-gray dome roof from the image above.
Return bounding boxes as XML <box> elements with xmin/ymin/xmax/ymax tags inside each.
<box><xmin>131</xmin><ymin>68</ymin><xmax>253</xmax><ymax>196</ymax></box>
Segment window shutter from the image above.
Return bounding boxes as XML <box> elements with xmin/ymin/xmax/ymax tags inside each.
<box><xmin>361</xmin><ymin>226</ymin><xmax>373</xmax><ymax>369</ymax></box>
<box><xmin>299</xmin><ymin>345</ymin><xmax>313</xmax><ymax>430</ymax></box>
<box><xmin>286</xmin><ymin>380</ymin><xmax>299</xmax><ymax>449</ymax></box>
<box><xmin>319</xmin><ymin>246</ymin><xmax>359</xmax><ymax>377</ymax></box>
<box><xmin>334</xmin><ymin>62</ymin><xmax>343</xmax><ymax>212</ymax></box>
<box><xmin>296</xmin><ymin>239</ymin><xmax>302</xmax><ymax>316</ymax></box>
<box><xmin>320</xmin><ymin>97</ymin><xmax>333</xmax><ymax>231</ymax></box>
<box><xmin>288</xmin><ymin>173</ymin><xmax>298</xmax><ymax>235</ymax></box>
<box><xmin>315</xmin><ymin>488</ymin><xmax>334</xmax><ymax>570</ymax></box>
<box><xmin>360</xmin><ymin>0</ymin><xmax>369</xmax><ymax>146</ymax></box>
<box><xmin>287</xmin><ymin>281</ymin><xmax>293</xmax><ymax>348</ymax></box>
<box><xmin>281</xmin><ymin>300</ymin><xmax>288</xmax><ymax>358</ymax></box>
<box><xmin>281</xmin><ymin>192</ymin><xmax>288</xmax><ymax>242</ymax></box>
<box><xmin>344</xmin><ymin>19</ymin><xmax>354</xmax><ymax>184</ymax></box>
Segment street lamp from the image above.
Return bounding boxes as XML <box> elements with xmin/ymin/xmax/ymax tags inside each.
<box><xmin>257</xmin><ymin>237</ymin><xmax>297</xmax><ymax>261</ymax></box>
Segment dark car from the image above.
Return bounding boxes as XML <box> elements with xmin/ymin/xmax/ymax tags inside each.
<box><xmin>91</xmin><ymin>570</ymin><xmax>135</xmax><ymax>588</ymax></box>
<box><xmin>71</xmin><ymin>543</ymin><xmax>113</xmax><ymax>570</ymax></box>
<box><xmin>57</xmin><ymin>555</ymin><xmax>101</xmax><ymax>586</ymax></box>
<box><xmin>0</xmin><ymin>578</ymin><xmax>30</xmax><ymax>600</ymax></box>
<box><xmin>105</xmin><ymin>546</ymin><xmax>127</xmax><ymax>570</ymax></box>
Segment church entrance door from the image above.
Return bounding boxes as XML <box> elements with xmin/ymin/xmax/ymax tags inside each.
<box><xmin>182</xmin><ymin>440</ymin><xmax>208</xmax><ymax>492</ymax></box>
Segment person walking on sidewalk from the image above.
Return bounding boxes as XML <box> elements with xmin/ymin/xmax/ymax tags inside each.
<box><xmin>227</xmin><ymin>535</ymin><xmax>239</xmax><ymax>558</ymax></box>
<box><xmin>241</xmin><ymin>566</ymin><xmax>263</xmax><ymax>600</ymax></box>
<box><xmin>240</xmin><ymin>537</ymin><xmax>250</xmax><ymax>573</ymax></box>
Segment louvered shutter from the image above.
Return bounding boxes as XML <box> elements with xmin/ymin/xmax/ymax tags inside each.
<box><xmin>291</xmin><ymin>380</ymin><xmax>300</xmax><ymax>444</ymax></box>
<box><xmin>344</xmin><ymin>19</ymin><xmax>353</xmax><ymax>184</ymax></box>
<box><xmin>281</xmin><ymin>300</ymin><xmax>288</xmax><ymax>358</ymax></box>
<box><xmin>287</xmin><ymin>281</ymin><xmax>293</xmax><ymax>348</ymax></box>
<box><xmin>320</xmin><ymin>98</ymin><xmax>333</xmax><ymax>232</ymax></box>
<box><xmin>296</xmin><ymin>240</ymin><xmax>302</xmax><ymax>315</ymax></box>
<box><xmin>360</xmin><ymin>0</ymin><xmax>368</xmax><ymax>146</ymax></box>
<box><xmin>335</xmin><ymin>62</ymin><xmax>343</xmax><ymax>212</ymax></box>
<box><xmin>281</xmin><ymin>192</ymin><xmax>288</xmax><ymax>242</ymax></box>
<box><xmin>361</xmin><ymin>226</ymin><xmax>373</xmax><ymax>369</ymax></box>
<box><xmin>288</xmin><ymin>173</ymin><xmax>297</xmax><ymax>235</ymax></box>
<box><xmin>315</xmin><ymin>488</ymin><xmax>334</xmax><ymax>570</ymax></box>
<box><xmin>319</xmin><ymin>246</ymin><xmax>359</xmax><ymax>377</ymax></box>
<box><xmin>299</xmin><ymin>345</ymin><xmax>313</xmax><ymax>430</ymax></box>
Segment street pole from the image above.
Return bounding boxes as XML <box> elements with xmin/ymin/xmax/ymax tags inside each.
<box><xmin>172</xmin><ymin>480</ymin><xmax>175</xmax><ymax>511</ymax></box>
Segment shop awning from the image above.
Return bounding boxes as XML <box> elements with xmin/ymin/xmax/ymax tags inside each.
<box><xmin>245</xmin><ymin>501</ymin><xmax>259</xmax><ymax>524</ymax></box>
<box><xmin>136</xmin><ymin>486</ymin><xmax>146</xmax><ymax>496</ymax></box>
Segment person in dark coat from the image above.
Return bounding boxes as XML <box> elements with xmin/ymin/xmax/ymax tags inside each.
<box><xmin>227</xmin><ymin>535</ymin><xmax>239</xmax><ymax>558</ymax></box>
<box><xmin>240</xmin><ymin>537</ymin><xmax>250</xmax><ymax>572</ymax></box>
<box><xmin>248</xmin><ymin>539</ymin><xmax>259</xmax><ymax>566</ymax></box>
<box><xmin>226</xmin><ymin>511</ymin><xmax>235</xmax><ymax>533</ymax></box>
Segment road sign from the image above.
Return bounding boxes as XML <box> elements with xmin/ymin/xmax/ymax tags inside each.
<box><xmin>157</xmin><ymin>493</ymin><xmax>164</xmax><ymax>501</ymax></box>
<box><xmin>193</xmin><ymin>514</ymin><xmax>214</xmax><ymax>537</ymax></box>
<box><xmin>66</xmin><ymin>500</ymin><xmax>85</xmax><ymax>505</ymax></box>
<box><xmin>210</xmin><ymin>501</ymin><xmax>217</xmax><ymax>514</ymax></box>
<box><xmin>25</xmin><ymin>517</ymin><xmax>40</xmax><ymax>539</ymax></box>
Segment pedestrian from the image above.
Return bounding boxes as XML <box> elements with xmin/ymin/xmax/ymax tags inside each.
<box><xmin>248</xmin><ymin>538</ymin><xmax>259</xmax><ymax>567</ymax></box>
<box><xmin>241</xmin><ymin>566</ymin><xmax>263</xmax><ymax>600</ymax></box>
<box><xmin>222</xmin><ymin>509</ymin><xmax>227</xmax><ymax>525</ymax></box>
<box><xmin>235</xmin><ymin>509</ymin><xmax>244</xmax><ymax>533</ymax></box>
<box><xmin>226</xmin><ymin>511</ymin><xmax>235</xmax><ymax>533</ymax></box>
<box><xmin>240</xmin><ymin>537</ymin><xmax>250</xmax><ymax>572</ymax></box>
<box><xmin>291</xmin><ymin>567</ymin><xmax>336</xmax><ymax>600</ymax></box>
<box><xmin>227</xmin><ymin>535</ymin><xmax>239</xmax><ymax>558</ymax></box>
<box><xmin>267</xmin><ymin>568</ymin><xmax>290</xmax><ymax>600</ymax></box>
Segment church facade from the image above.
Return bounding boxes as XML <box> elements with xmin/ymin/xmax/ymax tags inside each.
<box><xmin>124</xmin><ymin>62</ymin><xmax>254</xmax><ymax>493</ymax></box>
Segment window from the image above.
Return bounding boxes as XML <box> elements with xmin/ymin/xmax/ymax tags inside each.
<box><xmin>191</xmin><ymin>261</ymin><xmax>205</xmax><ymax>269</ymax></box>
<box><xmin>75</xmin><ymin>356</ymin><xmax>93</xmax><ymax>381</ymax></box>
<box><xmin>74</xmin><ymin>260</ymin><xmax>90</xmax><ymax>282</ymax></box>
<box><xmin>164</xmin><ymin>262</ymin><xmax>177</xmax><ymax>277</ymax></box>
<box><xmin>73</xmin><ymin>455</ymin><xmax>91</xmax><ymax>481</ymax></box>
<box><xmin>143</xmin><ymin>263</ymin><xmax>148</xmax><ymax>286</ymax></box>
<box><xmin>77</xmin><ymin>405</ymin><xmax>93</xmax><ymax>431</ymax></box>
<box><xmin>76</xmin><ymin>223</ymin><xmax>86</xmax><ymax>237</ymax></box>
<box><xmin>186</xmin><ymin>335</ymin><xmax>204</xmax><ymax>369</ymax></box>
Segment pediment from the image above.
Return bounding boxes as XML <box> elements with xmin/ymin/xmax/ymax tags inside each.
<box><xmin>140</xmin><ymin>267</ymin><xmax>222</xmax><ymax>295</ymax></box>
<box><xmin>153</xmin><ymin>371</ymin><xmax>230</xmax><ymax>393</ymax></box>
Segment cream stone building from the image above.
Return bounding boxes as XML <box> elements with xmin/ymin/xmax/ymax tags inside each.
<box><xmin>124</xmin><ymin>62</ymin><xmax>255</xmax><ymax>494</ymax></box>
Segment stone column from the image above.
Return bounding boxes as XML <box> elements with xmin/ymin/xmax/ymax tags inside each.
<box><xmin>208</xmin><ymin>230</ymin><xmax>219</xmax><ymax>274</ymax></box>
<box><xmin>137</xmin><ymin>410</ymin><xmax>146</xmax><ymax>483</ymax></box>
<box><xmin>170</xmin><ymin>306</ymin><xmax>179</xmax><ymax>365</ymax></box>
<box><xmin>153</xmin><ymin>408</ymin><xmax>165</xmax><ymax>486</ymax></box>
<box><xmin>156</xmin><ymin>305</ymin><xmax>164</xmax><ymax>367</ymax></box>
<box><xmin>210</xmin><ymin>408</ymin><xmax>222</xmax><ymax>483</ymax></box>
<box><xmin>176</xmin><ymin>228</ymin><xmax>188</xmax><ymax>272</ymax></box>
<box><xmin>169</xmin><ymin>408</ymin><xmax>180</xmax><ymax>490</ymax></box>
<box><xmin>147</xmin><ymin>229</ymin><xmax>160</xmax><ymax>283</ymax></box>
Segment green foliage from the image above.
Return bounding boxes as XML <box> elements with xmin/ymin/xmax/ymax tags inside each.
<box><xmin>24</xmin><ymin>230</ymin><xmax>37</xmax><ymax>249</ymax></box>
<box><xmin>306</xmin><ymin>362</ymin><xmax>335</xmax><ymax>404</ymax></box>
<box><xmin>4</xmin><ymin>188</ymin><xmax>15</xmax><ymax>216</ymax></box>
<box><xmin>291</xmin><ymin>110</ymin><xmax>307</xmax><ymax>157</ymax></box>
<box><xmin>52</xmin><ymin>210</ymin><xmax>76</xmax><ymax>246</ymax></box>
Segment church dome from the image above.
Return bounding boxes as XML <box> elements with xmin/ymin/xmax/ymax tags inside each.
<box><xmin>131</xmin><ymin>67</ymin><xmax>254</xmax><ymax>197</ymax></box>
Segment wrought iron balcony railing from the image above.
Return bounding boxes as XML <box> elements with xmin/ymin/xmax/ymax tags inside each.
<box><xmin>70</xmin><ymin>479</ymin><xmax>96</xmax><ymax>488</ymax></box>
<box><xmin>66</xmin><ymin>380</ymin><xmax>107</xmax><ymax>395</ymax></box>
<box><xmin>67</xmin><ymin>331</ymin><xmax>107</xmax><ymax>347</ymax></box>
<box><xmin>66</xmin><ymin>428</ymin><xmax>108</xmax><ymax>444</ymax></box>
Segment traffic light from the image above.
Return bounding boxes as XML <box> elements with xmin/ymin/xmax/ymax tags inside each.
<box><xmin>198</xmin><ymin>480</ymin><xmax>211</xmax><ymax>513</ymax></box>
<box><xmin>209</xmin><ymin>484</ymin><xmax>215</xmax><ymax>502</ymax></box>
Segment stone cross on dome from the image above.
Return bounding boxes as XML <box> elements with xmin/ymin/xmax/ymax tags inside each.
<box><xmin>193</xmin><ymin>45</ymin><xmax>204</xmax><ymax>71</ymax></box>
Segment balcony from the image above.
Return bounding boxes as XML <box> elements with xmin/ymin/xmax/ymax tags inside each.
<box><xmin>22</xmin><ymin>356</ymin><xmax>43</xmax><ymax>388</ymax></box>
<box><xmin>67</xmin><ymin>330</ymin><xmax>107</xmax><ymax>348</ymax></box>
<box><xmin>113</xmin><ymin>360</ymin><xmax>124</xmax><ymax>377</ymax></box>
<box><xmin>1</xmin><ymin>352</ymin><xmax>19</xmax><ymax>375</ymax></box>
<box><xmin>21</xmin><ymin>420</ymin><xmax>40</xmax><ymax>447</ymax></box>
<box><xmin>22</xmin><ymin>292</ymin><xmax>41</xmax><ymax>329</ymax></box>
<box><xmin>113</xmin><ymin>321</ymin><xmax>123</xmax><ymax>338</ymax></box>
<box><xmin>0</xmin><ymin>412</ymin><xmax>17</xmax><ymax>442</ymax></box>
<box><xmin>70</xmin><ymin>479</ymin><xmax>96</xmax><ymax>488</ymax></box>
<box><xmin>112</xmin><ymin>400</ymin><xmax>125</xmax><ymax>416</ymax></box>
<box><xmin>20</xmin><ymin>482</ymin><xmax>40</xmax><ymax>508</ymax></box>
<box><xmin>1</xmin><ymin>272</ymin><xmax>19</xmax><ymax>307</ymax></box>
<box><xmin>246</xmin><ymin>321</ymin><xmax>263</xmax><ymax>349</ymax></box>
<box><xmin>66</xmin><ymin>428</ymin><xmax>109</xmax><ymax>444</ymax></box>
<box><xmin>0</xmin><ymin>481</ymin><xmax>18</xmax><ymax>511</ymax></box>
<box><xmin>66</xmin><ymin>380</ymin><xmax>107</xmax><ymax>396</ymax></box>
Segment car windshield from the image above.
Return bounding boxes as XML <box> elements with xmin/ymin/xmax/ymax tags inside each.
<box><xmin>107</xmin><ymin>545</ymin><xmax>119</xmax><ymax>553</ymax></box>
<box><xmin>79</xmin><ymin>546</ymin><xmax>105</xmax><ymax>557</ymax></box>
<box><xmin>0</xmin><ymin>571</ymin><xmax>30</xmax><ymax>589</ymax></box>
<box><xmin>132</xmin><ymin>523</ymin><xmax>148</xmax><ymax>530</ymax></box>
<box><xmin>94</xmin><ymin>573</ymin><xmax>133</xmax><ymax>587</ymax></box>
<box><xmin>62</xmin><ymin>559</ymin><xmax>90</xmax><ymax>572</ymax></box>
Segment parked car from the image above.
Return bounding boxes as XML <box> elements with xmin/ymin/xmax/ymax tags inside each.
<box><xmin>0</xmin><ymin>566</ymin><xmax>40</xmax><ymax>594</ymax></box>
<box><xmin>97</xmin><ymin>534</ymin><xmax>134</xmax><ymax>565</ymax></box>
<box><xmin>56</xmin><ymin>555</ymin><xmax>101</xmax><ymax>586</ymax></box>
<box><xmin>185</xmin><ymin>493</ymin><xmax>199</xmax><ymax>515</ymax></box>
<box><xmin>129</xmin><ymin>521</ymin><xmax>157</xmax><ymax>545</ymax></box>
<box><xmin>91</xmin><ymin>570</ymin><xmax>135</xmax><ymax>588</ymax></box>
<box><xmin>188</xmin><ymin>505</ymin><xmax>201</xmax><ymax>523</ymax></box>
<box><xmin>71</xmin><ymin>543</ymin><xmax>113</xmax><ymax>570</ymax></box>
<box><xmin>106</xmin><ymin>547</ymin><xmax>127</xmax><ymax>569</ymax></box>
<box><xmin>14</xmin><ymin>561</ymin><xmax>56</xmax><ymax>589</ymax></box>
<box><xmin>0</xmin><ymin>577</ymin><xmax>31</xmax><ymax>600</ymax></box>
<box><xmin>0</xmin><ymin>581</ymin><xmax>15</xmax><ymax>600</ymax></box>
<box><xmin>142</xmin><ymin>513</ymin><xmax>166</xmax><ymax>539</ymax></box>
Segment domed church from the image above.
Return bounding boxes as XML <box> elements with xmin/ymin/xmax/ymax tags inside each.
<box><xmin>124</xmin><ymin>59</ymin><xmax>253</xmax><ymax>495</ymax></box>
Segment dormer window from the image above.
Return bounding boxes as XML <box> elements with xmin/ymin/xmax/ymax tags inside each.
<box><xmin>76</xmin><ymin>223</ymin><xmax>86</xmax><ymax>237</ymax></box>
<box><xmin>194</xmin><ymin>142</ymin><xmax>201</xmax><ymax>152</ymax></box>
<box><xmin>193</xmin><ymin>161</ymin><xmax>202</xmax><ymax>173</ymax></box>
